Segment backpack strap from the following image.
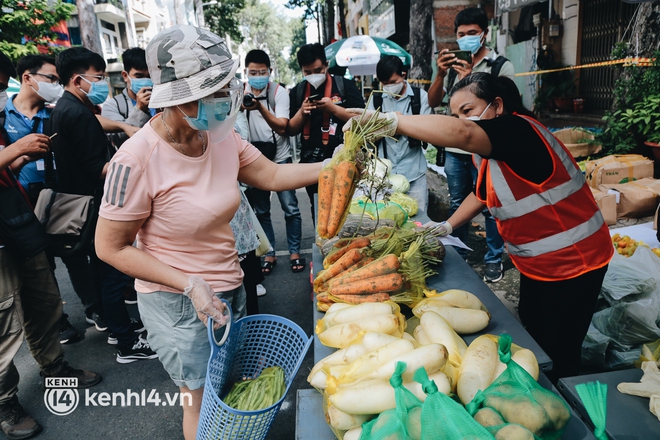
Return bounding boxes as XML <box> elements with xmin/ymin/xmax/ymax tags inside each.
<box><xmin>486</xmin><ymin>55</ymin><xmax>510</xmax><ymax>78</ymax></box>
<box><xmin>267</xmin><ymin>82</ymin><xmax>278</xmax><ymax>111</ymax></box>
<box><xmin>114</xmin><ymin>92</ymin><xmax>129</xmax><ymax>120</ymax></box>
<box><xmin>372</xmin><ymin>92</ymin><xmax>383</xmax><ymax>111</ymax></box>
<box><xmin>333</xmin><ymin>75</ymin><xmax>345</xmax><ymax>98</ymax></box>
<box><xmin>408</xmin><ymin>86</ymin><xmax>423</xmax><ymax>149</ymax></box>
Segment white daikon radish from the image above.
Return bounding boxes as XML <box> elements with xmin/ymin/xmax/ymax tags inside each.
<box><xmin>358</xmin><ymin>344</ymin><xmax>448</xmax><ymax>383</ymax></box>
<box><xmin>457</xmin><ymin>335</ymin><xmax>499</xmax><ymax>405</ymax></box>
<box><xmin>340</xmin><ymin>339</ymin><xmax>415</xmax><ymax>384</ymax></box>
<box><xmin>316</xmin><ymin>303</ymin><xmax>354</xmax><ymax>334</ymax></box>
<box><xmin>308</xmin><ymin>368</ymin><xmax>330</xmax><ymax>389</ymax></box>
<box><xmin>343</xmin><ymin>427</ymin><xmax>362</xmax><ymax>440</ymax></box>
<box><xmin>326</xmin><ymin>402</ymin><xmax>374</xmax><ymax>430</ymax></box>
<box><xmin>412</xmin><ymin>298</ymin><xmax>452</xmax><ymax>313</ymax></box>
<box><xmin>308</xmin><ymin>346</ymin><xmax>350</xmax><ymax>383</ymax></box>
<box><xmin>341</xmin><ymin>343</ymin><xmax>368</xmax><ymax>365</ymax></box>
<box><xmin>419</xmin><ymin>311</ymin><xmax>467</xmax><ymax>365</ymax></box>
<box><xmin>413</xmin><ymin>326</ymin><xmax>433</xmax><ymax>346</ymax></box>
<box><xmin>442</xmin><ymin>362</ymin><xmax>459</xmax><ymax>393</ymax></box>
<box><xmin>433</xmin><ymin>289</ymin><xmax>488</xmax><ymax>311</ymax></box>
<box><xmin>318</xmin><ymin>314</ymin><xmax>400</xmax><ymax>348</ymax></box>
<box><xmin>417</xmin><ymin>304</ymin><xmax>490</xmax><ymax>334</ymax></box>
<box><xmin>328</xmin><ymin>302</ymin><xmax>395</xmax><ymax>326</ymax></box>
<box><xmin>402</xmin><ymin>332</ymin><xmax>417</xmax><ymax>344</ymax></box>
<box><xmin>360</xmin><ymin>332</ymin><xmax>402</xmax><ymax>352</ymax></box>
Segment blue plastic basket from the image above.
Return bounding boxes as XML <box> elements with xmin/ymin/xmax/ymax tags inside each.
<box><xmin>196</xmin><ymin>302</ymin><xmax>312</xmax><ymax>440</ymax></box>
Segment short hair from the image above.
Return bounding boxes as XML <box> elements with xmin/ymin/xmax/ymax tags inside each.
<box><xmin>376</xmin><ymin>56</ymin><xmax>404</xmax><ymax>82</ymax></box>
<box><xmin>16</xmin><ymin>55</ymin><xmax>56</xmax><ymax>83</ymax></box>
<box><xmin>0</xmin><ymin>51</ymin><xmax>17</xmax><ymax>78</ymax></box>
<box><xmin>454</xmin><ymin>7</ymin><xmax>488</xmax><ymax>33</ymax></box>
<box><xmin>56</xmin><ymin>47</ymin><xmax>106</xmax><ymax>85</ymax></box>
<box><xmin>296</xmin><ymin>43</ymin><xmax>326</xmax><ymax>68</ymax></box>
<box><xmin>121</xmin><ymin>47</ymin><xmax>147</xmax><ymax>73</ymax></box>
<box><xmin>245</xmin><ymin>49</ymin><xmax>271</xmax><ymax>69</ymax></box>
<box><xmin>449</xmin><ymin>72</ymin><xmax>535</xmax><ymax>118</ymax></box>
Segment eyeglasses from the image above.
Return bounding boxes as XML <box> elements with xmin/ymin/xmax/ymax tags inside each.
<box><xmin>31</xmin><ymin>73</ymin><xmax>60</xmax><ymax>84</ymax></box>
<box><xmin>247</xmin><ymin>69</ymin><xmax>269</xmax><ymax>76</ymax></box>
<box><xmin>79</xmin><ymin>74</ymin><xmax>109</xmax><ymax>82</ymax></box>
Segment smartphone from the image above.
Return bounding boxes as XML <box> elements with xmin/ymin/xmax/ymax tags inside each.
<box><xmin>447</xmin><ymin>49</ymin><xmax>472</xmax><ymax>65</ymax></box>
<box><xmin>307</xmin><ymin>94</ymin><xmax>321</xmax><ymax>101</ymax></box>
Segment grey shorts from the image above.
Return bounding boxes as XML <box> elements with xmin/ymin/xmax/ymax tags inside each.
<box><xmin>137</xmin><ymin>285</ymin><xmax>246</xmax><ymax>390</ymax></box>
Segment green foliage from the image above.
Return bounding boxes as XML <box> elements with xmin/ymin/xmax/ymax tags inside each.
<box><xmin>286</xmin><ymin>0</ymin><xmax>319</xmax><ymax>20</ymax></box>
<box><xmin>0</xmin><ymin>0</ymin><xmax>75</xmax><ymax>64</ymax></box>
<box><xmin>204</xmin><ymin>0</ymin><xmax>246</xmax><ymax>44</ymax></box>
<box><xmin>287</xmin><ymin>18</ymin><xmax>306</xmax><ymax>81</ymax></box>
<box><xmin>239</xmin><ymin>0</ymin><xmax>302</xmax><ymax>86</ymax></box>
<box><xmin>533</xmin><ymin>65</ymin><xmax>576</xmax><ymax>112</ymax></box>
<box><xmin>596</xmin><ymin>47</ymin><xmax>660</xmax><ymax>154</ymax></box>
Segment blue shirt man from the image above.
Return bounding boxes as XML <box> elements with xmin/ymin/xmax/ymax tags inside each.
<box><xmin>368</xmin><ymin>56</ymin><xmax>432</xmax><ymax>211</ymax></box>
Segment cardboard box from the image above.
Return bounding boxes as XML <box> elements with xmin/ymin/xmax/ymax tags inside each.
<box><xmin>599</xmin><ymin>181</ymin><xmax>659</xmax><ymax>218</ymax></box>
<box><xmin>584</xmin><ymin>154</ymin><xmax>654</xmax><ymax>189</ymax></box>
<box><xmin>633</xmin><ymin>178</ymin><xmax>660</xmax><ymax>196</ymax></box>
<box><xmin>589</xmin><ymin>187</ymin><xmax>617</xmax><ymax>225</ymax></box>
<box><xmin>554</xmin><ymin>128</ymin><xmax>602</xmax><ymax>158</ymax></box>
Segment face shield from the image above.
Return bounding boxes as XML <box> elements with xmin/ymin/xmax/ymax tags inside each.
<box><xmin>201</xmin><ymin>77</ymin><xmax>244</xmax><ymax>143</ymax></box>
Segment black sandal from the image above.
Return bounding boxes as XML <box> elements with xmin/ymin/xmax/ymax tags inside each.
<box><xmin>261</xmin><ymin>259</ymin><xmax>277</xmax><ymax>275</ymax></box>
<box><xmin>290</xmin><ymin>257</ymin><xmax>306</xmax><ymax>273</ymax></box>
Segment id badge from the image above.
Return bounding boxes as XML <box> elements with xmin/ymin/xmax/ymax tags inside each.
<box><xmin>36</xmin><ymin>159</ymin><xmax>45</xmax><ymax>171</ymax></box>
<box><xmin>328</xmin><ymin>122</ymin><xmax>338</xmax><ymax>136</ymax></box>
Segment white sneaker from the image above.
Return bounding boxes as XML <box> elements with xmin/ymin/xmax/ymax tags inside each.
<box><xmin>256</xmin><ymin>284</ymin><xmax>267</xmax><ymax>297</ymax></box>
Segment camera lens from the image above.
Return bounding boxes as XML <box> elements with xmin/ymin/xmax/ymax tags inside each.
<box><xmin>243</xmin><ymin>93</ymin><xmax>255</xmax><ymax>107</ymax></box>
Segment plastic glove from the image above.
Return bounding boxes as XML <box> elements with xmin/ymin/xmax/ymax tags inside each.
<box><xmin>617</xmin><ymin>361</ymin><xmax>660</xmax><ymax>398</ymax></box>
<box><xmin>422</xmin><ymin>220</ymin><xmax>453</xmax><ymax>236</ymax></box>
<box><xmin>321</xmin><ymin>144</ymin><xmax>345</xmax><ymax>168</ymax></box>
<box><xmin>183</xmin><ymin>276</ymin><xmax>228</xmax><ymax>328</ymax></box>
<box><xmin>342</xmin><ymin>109</ymin><xmax>399</xmax><ymax>141</ymax></box>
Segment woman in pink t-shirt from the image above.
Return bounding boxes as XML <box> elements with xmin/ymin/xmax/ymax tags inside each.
<box><xmin>94</xmin><ymin>25</ymin><xmax>323</xmax><ymax>440</ymax></box>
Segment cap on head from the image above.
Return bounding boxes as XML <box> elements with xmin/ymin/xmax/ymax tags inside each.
<box><xmin>146</xmin><ymin>24</ymin><xmax>238</xmax><ymax>108</ymax></box>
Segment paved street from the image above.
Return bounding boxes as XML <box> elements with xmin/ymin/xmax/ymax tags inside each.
<box><xmin>12</xmin><ymin>187</ymin><xmax>317</xmax><ymax>440</ymax></box>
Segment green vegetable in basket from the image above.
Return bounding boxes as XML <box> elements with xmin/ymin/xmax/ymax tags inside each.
<box><xmin>224</xmin><ymin>366</ymin><xmax>286</xmax><ymax>411</ymax></box>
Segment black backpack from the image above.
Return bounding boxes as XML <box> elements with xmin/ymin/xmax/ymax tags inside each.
<box><xmin>372</xmin><ymin>86</ymin><xmax>424</xmax><ymax>155</ymax></box>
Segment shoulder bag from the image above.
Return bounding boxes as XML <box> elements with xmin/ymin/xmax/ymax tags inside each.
<box><xmin>33</xmin><ymin>148</ymin><xmax>98</xmax><ymax>257</ymax></box>
<box><xmin>0</xmin><ymin>184</ymin><xmax>50</xmax><ymax>262</ymax></box>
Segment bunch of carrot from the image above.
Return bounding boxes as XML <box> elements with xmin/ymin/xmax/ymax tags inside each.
<box><xmin>317</xmin><ymin>109</ymin><xmax>401</xmax><ymax>240</ymax></box>
<box><xmin>315</xmin><ymin>226</ymin><xmax>448</xmax><ymax>311</ymax></box>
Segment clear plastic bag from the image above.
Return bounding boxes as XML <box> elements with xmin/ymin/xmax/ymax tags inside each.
<box><xmin>601</xmin><ymin>246</ymin><xmax>660</xmax><ymax>302</ymax></box>
<box><xmin>592</xmin><ymin>302</ymin><xmax>660</xmax><ymax>346</ymax></box>
<box><xmin>581</xmin><ymin>324</ymin><xmax>611</xmax><ymax>369</ymax></box>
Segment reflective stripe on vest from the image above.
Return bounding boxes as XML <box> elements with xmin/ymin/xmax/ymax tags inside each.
<box><xmin>483</xmin><ymin>119</ymin><xmax>585</xmax><ymax>221</ymax></box>
<box><xmin>506</xmin><ymin>210</ymin><xmax>605</xmax><ymax>257</ymax></box>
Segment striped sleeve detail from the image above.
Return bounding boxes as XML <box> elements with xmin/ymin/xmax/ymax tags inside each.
<box><xmin>107</xmin><ymin>163</ymin><xmax>132</xmax><ymax>208</ymax></box>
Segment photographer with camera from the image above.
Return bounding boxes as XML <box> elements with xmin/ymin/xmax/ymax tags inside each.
<box><xmin>287</xmin><ymin>43</ymin><xmax>364</xmax><ymax>213</ymax></box>
<box><xmin>427</xmin><ymin>7</ymin><xmax>515</xmax><ymax>283</ymax></box>
<box><xmin>241</xmin><ymin>50</ymin><xmax>305</xmax><ymax>275</ymax></box>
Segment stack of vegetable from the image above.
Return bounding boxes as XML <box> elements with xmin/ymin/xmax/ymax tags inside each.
<box><xmin>611</xmin><ymin>233</ymin><xmax>660</xmax><ymax>258</ymax></box>
<box><xmin>223</xmin><ymin>366</ymin><xmax>286</xmax><ymax>411</ymax></box>
<box><xmin>315</xmin><ymin>227</ymin><xmax>446</xmax><ymax>310</ymax></box>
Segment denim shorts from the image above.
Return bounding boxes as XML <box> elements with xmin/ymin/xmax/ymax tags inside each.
<box><xmin>137</xmin><ymin>285</ymin><xmax>246</xmax><ymax>390</ymax></box>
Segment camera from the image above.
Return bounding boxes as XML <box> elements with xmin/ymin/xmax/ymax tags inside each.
<box><xmin>243</xmin><ymin>93</ymin><xmax>256</xmax><ymax>107</ymax></box>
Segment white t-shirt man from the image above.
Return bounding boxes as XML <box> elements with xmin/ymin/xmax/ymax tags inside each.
<box><xmin>245</xmin><ymin>82</ymin><xmax>290</xmax><ymax>164</ymax></box>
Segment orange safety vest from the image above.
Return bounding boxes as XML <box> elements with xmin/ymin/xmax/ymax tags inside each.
<box><xmin>473</xmin><ymin>115</ymin><xmax>613</xmax><ymax>281</ymax></box>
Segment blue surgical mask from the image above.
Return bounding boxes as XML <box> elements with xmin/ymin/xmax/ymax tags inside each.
<box><xmin>79</xmin><ymin>76</ymin><xmax>109</xmax><ymax>105</ymax></box>
<box><xmin>130</xmin><ymin>77</ymin><xmax>153</xmax><ymax>94</ymax></box>
<box><xmin>457</xmin><ymin>32</ymin><xmax>484</xmax><ymax>55</ymax></box>
<box><xmin>247</xmin><ymin>75</ymin><xmax>269</xmax><ymax>91</ymax></box>
<box><xmin>178</xmin><ymin>100</ymin><xmax>208</xmax><ymax>130</ymax></box>
<box><xmin>213</xmin><ymin>98</ymin><xmax>232</xmax><ymax>121</ymax></box>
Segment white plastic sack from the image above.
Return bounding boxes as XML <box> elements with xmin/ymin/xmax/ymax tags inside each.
<box><xmin>592</xmin><ymin>302</ymin><xmax>660</xmax><ymax>346</ymax></box>
<box><xmin>601</xmin><ymin>246</ymin><xmax>660</xmax><ymax>302</ymax></box>
<box><xmin>581</xmin><ymin>324</ymin><xmax>611</xmax><ymax>369</ymax></box>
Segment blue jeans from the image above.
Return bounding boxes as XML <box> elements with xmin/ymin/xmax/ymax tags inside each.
<box><xmin>444</xmin><ymin>152</ymin><xmax>503</xmax><ymax>263</ymax></box>
<box><xmin>407</xmin><ymin>176</ymin><xmax>428</xmax><ymax>213</ymax></box>
<box><xmin>245</xmin><ymin>159</ymin><xmax>302</xmax><ymax>258</ymax></box>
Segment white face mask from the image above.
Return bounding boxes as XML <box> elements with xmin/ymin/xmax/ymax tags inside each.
<box><xmin>31</xmin><ymin>79</ymin><xmax>64</xmax><ymax>103</ymax></box>
<box><xmin>0</xmin><ymin>91</ymin><xmax>7</xmax><ymax>112</ymax></box>
<box><xmin>466</xmin><ymin>101</ymin><xmax>493</xmax><ymax>121</ymax></box>
<box><xmin>305</xmin><ymin>73</ymin><xmax>326</xmax><ymax>89</ymax></box>
<box><xmin>383</xmin><ymin>81</ymin><xmax>404</xmax><ymax>97</ymax></box>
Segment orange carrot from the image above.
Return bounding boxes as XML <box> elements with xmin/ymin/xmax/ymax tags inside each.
<box><xmin>314</xmin><ymin>248</ymin><xmax>363</xmax><ymax>286</ymax></box>
<box><xmin>330</xmin><ymin>254</ymin><xmax>400</xmax><ymax>287</ymax></box>
<box><xmin>330</xmin><ymin>293</ymin><xmax>391</xmax><ymax>304</ymax></box>
<box><xmin>334</xmin><ymin>257</ymin><xmax>375</xmax><ymax>280</ymax></box>
<box><xmin>316</xmin><ymin>167</ymin><xmax>336</xmax><ymax>238</ymax></box>
<box><xmin>333</xmin><ymin>237</ymin><xmax>354</xmax><ymax>248</ymax></box>
<box><xmin>328</xmin><ymin>273</ymin><xmax>404</xmax><ymax>295</ymax></box>
<box><xmin>326</xmin><ymin>161</ymin><xmax>357</xmax><ymax>238</ymax></box>
<box><xmin>323</xmin><ymin>237</ymin><xmax>371</xmax><ymax>268</ymax></box>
